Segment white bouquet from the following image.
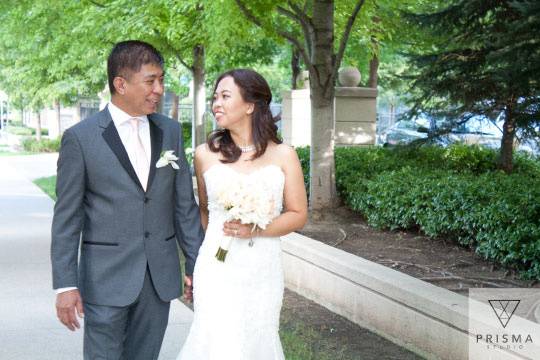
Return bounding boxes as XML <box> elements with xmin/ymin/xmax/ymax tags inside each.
<box><xmin>212</xmin><ymin>175</ymin><xmax>276</xmax><ymax>262</ymax></box>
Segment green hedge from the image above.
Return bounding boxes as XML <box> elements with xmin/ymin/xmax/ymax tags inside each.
<box><xmin>297</xmin><ymin>144</ymin><xmax>540</xmax><ymax>279</ymax></box>
<box><xmin>6</xmin><ymin>124</ymin><xmax>48</xmax><ymax>136</ymax></box>
<box><xmin>21</xmin><ymin>138</ymin><xmax>61</xmax><ymax>153</ymax></box>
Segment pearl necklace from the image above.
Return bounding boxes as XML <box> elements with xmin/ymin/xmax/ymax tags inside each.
<box><xmin>239</xmin><ymin>144</ymin><xmax>256</xmax><ymax>153</ymax></box>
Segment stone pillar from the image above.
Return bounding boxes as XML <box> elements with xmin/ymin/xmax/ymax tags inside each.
<box><xmin>281</xmin><ymin>87</ymin><xmax>377</xmax><ymax>147</ymax></box>
<box><xmin>280</xmin><ymin>89</ymin><xmax>311</xmax><ymax>147</ymax></box>
<box><xmin>334</xmin><ymin>87</ymin><xmax>377</xmax><ymax>146</ymax></box>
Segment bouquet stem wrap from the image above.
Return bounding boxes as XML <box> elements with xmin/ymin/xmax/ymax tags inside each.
<box><xmin>215</xmin><ymin>236</ymin><xmax>233</xmax><ymax>262</ymax></box>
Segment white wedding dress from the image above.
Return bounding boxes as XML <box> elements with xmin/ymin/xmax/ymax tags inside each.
<box><xmin>177</xmin><ymin>164</ymin><xmax>286</xmax><ymax>360</ymax></box>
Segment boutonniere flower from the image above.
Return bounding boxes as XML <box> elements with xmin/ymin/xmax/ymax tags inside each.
<box><xmin>156</xmin><ymin>150</ymin><xmax>179</xmax><ymax>169</ymax></box>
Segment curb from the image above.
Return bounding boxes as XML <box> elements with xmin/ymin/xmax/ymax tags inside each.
<box><xmin>281</xmin><ymin>232</ymin><xmax>535</xmax><ymax>360</ymax></box>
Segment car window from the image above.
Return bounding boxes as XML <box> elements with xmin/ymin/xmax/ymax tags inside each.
<box><xmin>456</xmin><ymin>118</ymin><xmax>501</xmax><ymax>135</ymax></box>
<box><xmin>395</xmin><ymin>118</ymin><xmax>429</xmax><ymax>131</ymax></box>
<box><xmin>395</xmin><ymin>121</ymin><xmax>417</xmax><ymax>130</ymax></box>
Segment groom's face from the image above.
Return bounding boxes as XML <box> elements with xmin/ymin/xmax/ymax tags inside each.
<box><xmin>118</xmin><ymin>63</ymin><xmax>164</xmax><ymax>116</ymax></box>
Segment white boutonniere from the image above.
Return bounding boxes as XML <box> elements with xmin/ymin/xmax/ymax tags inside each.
<box><xmin>156</xmin><ymin>150</ymin><xmax>179</xmax><ymax>169</ymax></box>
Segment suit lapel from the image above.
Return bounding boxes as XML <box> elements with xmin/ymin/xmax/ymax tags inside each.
<box><xmin>100</xmin><ymin>107</ymin><xmax>144</xmax><ymax>192</ymax></box>
<box><xmin>147</xmin><ymin>114</ymin><xmax>163</xmax><ymax>193</ymax></box>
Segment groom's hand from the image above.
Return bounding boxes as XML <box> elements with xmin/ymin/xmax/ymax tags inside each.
<box><xmin>183</xmin><ymin>275</ymin><xmax>193</xmax><ymax>303</ymax></box>
<box><xmin>56</xmin><ymin>289</ymin><xmax>84</xmax><ymax>331</ymax></box>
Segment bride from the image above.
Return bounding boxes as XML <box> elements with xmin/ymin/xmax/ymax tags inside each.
<box><xmin>177</xmin><ymin>68</ymin><xmax>308</xmax><ymax>359</ymax></box>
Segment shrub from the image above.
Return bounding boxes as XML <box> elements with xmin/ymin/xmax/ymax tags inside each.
<box><xmin>182</xmin><ymin>121</ymin><xmax>192</xmax><ymax>149</ymax></box>
<box><xmin>6</xmin><ymin>124</ymin><xmax>48</xmax><ymax>136</ymax></box>
<box><xmin>21</xmin><ymin>138</ymin><xmax>61</xmax><ymax>153</ymax></box>
<box><xmin>31</xmin><ymin>128</ymin><xmax>49</xmax><ymax>136</ymax></box>
<box><xmin>296</xmin><ymin>144</ymin><xmax>540</xmax><ymax>279</ymax></box>
<box><xmin>295</xmin><ymin>147</ymin><xmax>310</xmax><ymax>195</ymax></box>
<box><xmin>7</xmin><ymin>126</ymin><xmax>33</xmax><ymax>136</ymax></box>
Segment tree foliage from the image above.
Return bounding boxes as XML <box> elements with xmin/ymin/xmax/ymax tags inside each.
<box><xmin>0</xmin><ymin>1</ymin><xmax>280</xmax><ymax>113</ymax></box>
<box><xmin>405</xmin><ymin>0</ymin><xmax>540</xmax><ymax>172</ymax></box>
<box><xmin>0</xmin><ymin>1</ymin><xmax>105</xmax><ymax>110</ymax></box>
<box><xmin>233</xmin><ymin>0</ymin><xmax>371</xmax><ymax>209</ymax></box>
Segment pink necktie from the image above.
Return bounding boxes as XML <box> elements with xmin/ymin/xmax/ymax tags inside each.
<box><xmin>129</xmin><ymin>118</ymin><xmax>149</xmax><ymax>191</ymax></box>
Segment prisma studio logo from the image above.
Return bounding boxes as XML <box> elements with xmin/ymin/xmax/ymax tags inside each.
<box><xmin>489</xmin><ymin>300</ymin><xmax>520</xmax><ymax>328</ymax></box>
<box><xmin>476</xmin><ymin>299</ymin><xmax>533</xmax><ymax>351</ymax></box>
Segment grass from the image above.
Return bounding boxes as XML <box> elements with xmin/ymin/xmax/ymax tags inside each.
<box><xmin>281</xmin><ymin>323</ymin><xmax>339</xmax><ymax>360</ymax></box>
<box><xmin>33</xmin><ymin>176</ymin><xmax>56</xmax><ymax>200</ymax></box>
<box><xmin>280</xmin><ymin>304</ymin><xmax>351</xmax><ymax>360</ymax></box>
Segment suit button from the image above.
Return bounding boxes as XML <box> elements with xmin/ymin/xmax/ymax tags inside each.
<box><xmin>144</xmin><ymin>231</ymin><xmax>150</xmax><ymax>238</ymax></box>
<box><xmin>144</xmin><ymin>197</ymin><xmax>149</xmax><ymax>203</ymax></box>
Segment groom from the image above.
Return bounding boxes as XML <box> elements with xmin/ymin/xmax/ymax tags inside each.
<box><xmin>51</xmin><ymin>40</ymin><xmax>204</xmax><ymax>359</ymax></box>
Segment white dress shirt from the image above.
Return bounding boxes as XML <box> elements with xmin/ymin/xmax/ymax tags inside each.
<box><xmin>55</xmin><ymin>102</ymin><xmax>152</xmax><ymax>294</ymax></box>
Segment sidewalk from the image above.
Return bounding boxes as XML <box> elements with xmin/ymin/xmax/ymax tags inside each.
<box><xmin>0</xmin><ymin>154</ymin><xmax>193</xmax><ymax>360</ymax></box>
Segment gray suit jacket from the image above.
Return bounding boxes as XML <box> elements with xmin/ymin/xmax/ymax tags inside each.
<box><xmin>51</xmin><ymin>106</ymin><xmax>204</xmax><ymax>306</ymax></box>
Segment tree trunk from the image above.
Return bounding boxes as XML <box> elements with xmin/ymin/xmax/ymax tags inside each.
<box><xmin>192</xmin><ymin>44</ymin><xmax>206</xmax><ymax>149</ymax></box>
<box><xmin>171</xmin><ymin>93</ymin><xmax>179</xmax><ymax>122</ymax></box>
<box><xmin>309</xmin><ymin>0</ymin><xmax>338</xmax><ymax>210</ymax></box>
<box><xmin>35</xmin><ymin>111</ymin><xmax>42</xmax><ymax>141</ymax></box>
<box><xmin>499</xmin><ymin>99</ymin><xmax>517</xmax><ymax>173</ymax></box>
<box><xmin>291</xmin><ymin>47</ymin><xmax>301</xmax><ymax>90</ymax></box>
<box><xmin>367</xmin><ymin>55</ymin><xmax>379</xmax><ymax>88</ymax></box>
<box><xmin>367</xmin><ymin>16</ymin><xmax>380</xmax><ymax>88</ymax></box>
<box><xmin>55</xmin><ymin>100</ymin><xmax>61</xmax><ymax>138</ymax></box>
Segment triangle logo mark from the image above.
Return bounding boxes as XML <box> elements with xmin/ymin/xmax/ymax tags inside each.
<box><xmin>488</xmin><ymin>300</ymin><xmax>520</xmax><ymax>328</ymax></box>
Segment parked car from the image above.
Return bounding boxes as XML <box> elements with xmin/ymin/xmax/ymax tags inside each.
<box><xmin>377</xmin><ymin>117</ymin><xmax>430</xmax><ymax>146</ymax></box>
<box><xmin>435</xmin><ymin>117</ymin><xmax>502</xmax><ymax>149</ymax></box>
<box><xmin>378</xmin><ymin>115</ymin><xmax>502</xmax><ymax>147</ymax></box>
<box><xmin>378</xmin><ymin>115</ymin><xmax>540</xmax><ymax>156</ymax></box>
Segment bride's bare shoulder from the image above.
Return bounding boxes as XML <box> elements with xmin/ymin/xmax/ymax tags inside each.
<box><xmin>267</xmin><ymin>143</ymin><xmax>299</xmax><ymax>168</ymax></box>
<box><xmin>195</xmin><ymin>144</ymin><xmax>219</xmax><ymax>171</ymax></box>
<box><xmin>195</xmin><ymin>143</ymin><xmax>210</xmax><ymax>156</ymax></box>
<box><xmin>273</xmin><ymin>143</ymin><xmax>297</xmax><ymax>158</ymax></box>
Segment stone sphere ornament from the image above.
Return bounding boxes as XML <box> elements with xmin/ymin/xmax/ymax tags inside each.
<box><xmin>338</xmin><ymin>66</ymin><xmax>361</xmax><ymax>87</ymax></box>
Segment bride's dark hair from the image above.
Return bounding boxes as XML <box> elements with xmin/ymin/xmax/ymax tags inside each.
<box><xmin>207</xmin><ymin>68</ymin><xmax>282</xmax><ymax>163</ymax></box>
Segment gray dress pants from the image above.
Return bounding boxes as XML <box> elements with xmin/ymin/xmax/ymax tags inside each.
<box><xmin>83</xmin><ymin>267</ymin><xmax>171</xmax><ymax>360</ymax></box>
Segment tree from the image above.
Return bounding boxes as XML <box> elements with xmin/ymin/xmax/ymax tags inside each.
<box><xmin>79</xmin><ymin>0</ymin><xmax>280</xmax><ymax>148</ymax></box>
<box><xmin>0</xmin><ymin>0</ymin><xmax>107</xmax><ymax>138</ymax></box>
<box><xmin>406</xmin><ymin>0</ymin><xmax>540</xmax><ymax>173</ymax></box>
<box><xmin>234</xmin><ymin>0</ymin><xmax>367</xmax><ymax>209</ymax></box>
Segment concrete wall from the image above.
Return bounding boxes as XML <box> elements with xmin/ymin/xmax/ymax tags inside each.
<box><xmin>281</xmin><ymin>232</ymin><xmax>535</xmax><ymax>360</ymax></box>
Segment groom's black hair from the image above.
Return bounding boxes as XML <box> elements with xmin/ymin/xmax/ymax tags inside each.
<box><xmin>107</xmin><ymin>40</ymin><xmax>164</xmax><ymax>94</ymax></box>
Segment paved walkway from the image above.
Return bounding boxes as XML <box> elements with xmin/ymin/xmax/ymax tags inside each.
<box><xmin>0</xmin><ymin>154</ymin><xmax>192</xmax><ymax>360</ymax></box>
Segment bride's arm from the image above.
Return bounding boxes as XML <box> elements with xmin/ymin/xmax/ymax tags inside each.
<box><xmin>194</xmin><ymin>145</ymin><xmax>209</xmax><ymax>231</ymax></box>
<box><xmin>258</xmin><ymin>145</ymin><xmax>308</xmax><ymax>237</ymax></box>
